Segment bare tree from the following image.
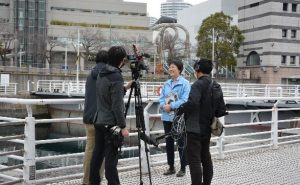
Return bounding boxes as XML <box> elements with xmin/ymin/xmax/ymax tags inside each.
<box><xmin>70</xmin><ymin>27</ymin><xmax>106</xmax><ymax>64</ymax></box>
<box><xmin>45</xmin><ymin>36</ymin><xmax>62</xmax><ymax>69</ymax></box>
<box><xmin>158</xmin><ymin>30</ymin><xmax>187</xmax><ymax>64</ymax></box>
<box><xmin>0</xmin><ymin>23</ymin><xmax>14</xmax><ymax>66</ymax></box>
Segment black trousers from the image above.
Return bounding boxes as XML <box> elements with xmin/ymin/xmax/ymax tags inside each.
<box><xmin>163</xmin><ymin>121</ymin><xmax>187</xmax><ymax>170</ymax></box>
<box><xmin>186</xmin><ymin>132</ymin><xmax>213</xmax><ymax>185</ymax></box>
<box><xmin>89</xmin><ymin>125</ymin><xmax>120</xmax><ymax>185</ymax></box>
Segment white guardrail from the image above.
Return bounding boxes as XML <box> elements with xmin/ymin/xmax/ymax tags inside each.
<box><xmin>0</xmin><ymin>97</ymin><xmax>300</xmax><ymax>184</ymax></box>
<box><xmin>0</xmin><ymin>83</ymin><xmax>17</xmax><ymax>95</ymax></box>
<box><xmin>33</xmin><ymin>80</ymin><xmax>300</xmax><ymax>98</ymax></box>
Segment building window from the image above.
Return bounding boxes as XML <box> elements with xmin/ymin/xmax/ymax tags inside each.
<box><xmin>292</xmin><ymin>4</ymin><xmax>297</xmax><ymax>12</ymax></box>
<box><xmin>281</xmin><ymin>55</ymin><xmax>286</xmax><ymax>65</ymax></box>
<box><xmin>282</xmin><ymin>29</ymin><xmax>287</xmax><ymax>38</ymax></box>
<box><xmin>246</xmin><ymin>51</ymin><xmax>261</xmax><ymax>66</ymax></box>
<box><xmin>283</xmin><ymin>3</ymin><xmax>288</xmax><ymax>11</ymax></box>
<box><xmin>291</xmin><ymin>30</ymin><xmax>297</xmax><ymax>38</ymax></box>
<box><xmin>290</xmin><ymin>56</ymin><xmax>296</xmax><ymax>65</ymax></box>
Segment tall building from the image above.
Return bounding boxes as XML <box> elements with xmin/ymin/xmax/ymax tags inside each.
<box><xmin>17</xmin><ymin>0</ymin><xmax>47</xmax><ymax>67</ymax></box>
<box><xmin>178</xmin><ymin>0</ymin><xmax>237</xmax><ymax>46</ymax></box>
<box><xmin>0</xmin><ymin>0</ymin><xmax>47</xmax><ymax>67</ymax></box>
<box><xmin>237</xmin><ymin>0</ymin><xmax>300</xmax><ymax>84</ymax></box>
<box><xmin>149</xmin><ymin>16</ymin><xmax>158</xmax><ymax>26</ymax></box>
<box><xmin>161</xmin><ymin>0</ymin><xmax>192</xmax><ymax>19</ymax></box>
<box><xmin>0</xmin><ymin>0</ymin><xmax>152</xmax><ymax>69</ymax></box>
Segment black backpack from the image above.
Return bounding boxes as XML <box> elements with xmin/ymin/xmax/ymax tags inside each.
<box><xmin>209</xmin><ymin>80</ymin><xmax>227</xmax><ymax>118</ymax></box>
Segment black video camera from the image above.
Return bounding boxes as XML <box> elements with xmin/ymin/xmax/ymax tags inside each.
<box><xmin>127</xmin><ymin>45</ymin><xmax>150</xmax><ymax>80</ymax></box>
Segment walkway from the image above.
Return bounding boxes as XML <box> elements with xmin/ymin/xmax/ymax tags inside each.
<box><xmin>53</xmin><ymin>142</ymin><xmax>300</xmax><ymax>185</ymax></box>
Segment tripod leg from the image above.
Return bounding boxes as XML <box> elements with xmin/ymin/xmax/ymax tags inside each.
<box><xmin>137</xmin><ymin>130</ymin><xmax>144</xmax><ymax>185</ymax></box>
<box><xmin>143</xmin><ymin>141</ymin><xmax>152</xmax><ymax>185</ymax></box>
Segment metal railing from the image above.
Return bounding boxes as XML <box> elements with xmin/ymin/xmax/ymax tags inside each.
<box><xmin>0</xmin><ymin>97</ymin><xmax>300</xmax><ymax>184</ymax></box>
<box><xmin>34</xmin><ymin>80</ymin><xmax>300</xmax><ymax>99</ymax></box>
<box><xmin>0</xmin><ymin>83</ymin><xmax>18</xmax><ymax>95</ymax></box>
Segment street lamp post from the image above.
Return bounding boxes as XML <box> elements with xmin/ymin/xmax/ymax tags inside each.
<box><xmin>19</xmin><ymin>46</ymin><xmax>23</xmax><ymax>68</ymax></box>
<box><xmin>64</xmin><ymin>42</ymin><xmax>68</xmax><ymax>76</ymax></box>
<box><xmin>76</xmin><ymin>28</ymin><xmax>80</xmax><ymax>93</ymax></box>
<box><xmin>212</xmin><ymin>28</ymin><xmax>215</xmax><ymax>78</ymax></box>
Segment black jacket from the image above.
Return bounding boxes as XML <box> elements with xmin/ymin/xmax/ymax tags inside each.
<box><xmin>181</xmin><ymin>75</ymin><xmax>213</xmax><ymax>135</ymax></box>
<box><xmin>94</xmin><ymin>64</ymin><xmax>126</xmax><ymax>128</ymax></box>
<box><xmin>83</xmin><ymin>63</ymin><xmax>106</xmax><ymax>124</ymax></box>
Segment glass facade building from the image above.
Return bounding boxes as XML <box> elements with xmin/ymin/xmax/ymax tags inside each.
<box><xmin>14</xmin><ymin>0</ymin><xmax>47</xmax><ymax>67</ymax></box>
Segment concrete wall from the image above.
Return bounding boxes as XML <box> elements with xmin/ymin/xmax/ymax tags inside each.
<box><xmin>236</xmin><ymin>66</ymin><xmax>300</xmax><ymax>84</ymax></box>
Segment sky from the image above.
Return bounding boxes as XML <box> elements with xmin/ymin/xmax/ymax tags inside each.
<box><xmin>124</xmin><ymin>0</ymin><xmax>207</xmax><ymax>18</ymax></box>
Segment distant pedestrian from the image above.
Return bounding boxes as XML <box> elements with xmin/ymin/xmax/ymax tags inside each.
<box><xmin>82</xmin><ymin>50</ymin><xmax>108</xmax><ymax>185</ymax></box>
<box><xmin>159</xmin><ymin>60</ymin><xmax>191</xmax><ymax>177</ymax></box>
<box><xmin>178</xmin><ymin>59</ymin><xmax>214</xmax><ymax>185</ymax></box>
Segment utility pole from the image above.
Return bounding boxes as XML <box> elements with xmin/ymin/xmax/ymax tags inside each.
<box><xmin>212</xmin><ymin>28</ymin><xmax>215</xmax><ymax>78</ymax></box>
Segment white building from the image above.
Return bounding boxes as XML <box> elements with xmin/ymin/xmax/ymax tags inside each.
<box><xmin>237</xmin><ymin>0</ymin><xmax>300</xmax><ymax>84</ymax></box>
<box><xmin>178</xmin><ymin>0</ymin><xmax>238</xmax><ymax>46</ymax></box>
<box><xmin>149</xmin><ymin>16</ymin><xmax>158</xmax><ymax>26</ymax></box>
<box><xmin>161</xmin><ymin>0</ymin><xmax>192</xmax><ymax>19</ymax></box>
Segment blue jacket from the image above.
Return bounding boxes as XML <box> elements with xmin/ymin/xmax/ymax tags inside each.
<box><xmin>159</xmin><ymin>76</ymin><xmax>191</xmax><ymax>122</ymax></box>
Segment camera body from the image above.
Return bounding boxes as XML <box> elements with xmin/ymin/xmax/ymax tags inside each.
<box><xmin>127</xmin><ymin>45</ymin><xmax>150</xmax><ymax>80</ymax></box>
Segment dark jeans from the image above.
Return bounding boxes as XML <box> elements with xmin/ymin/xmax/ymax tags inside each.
<box><xmin>187</xmin><ymin>132</ymin><xmax>213</xmax><ymax>185</ymax></box>
<box><xmin>163</xmin><ymin>121</ymin><xmax>187</xmax><ymax>171</ymax></box>
<box><xmin>89</xmin><ymin>125</ymin><xmax>120</xmax><ymax>185</ymax></box>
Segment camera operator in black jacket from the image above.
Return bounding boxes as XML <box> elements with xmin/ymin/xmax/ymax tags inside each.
<box><xmin>178</xmin><ymin>59</ymin><xmax>214</xmax><ymax>185</ymax></box>
<box><xmin>89</xmin><ymin>46</ymin><xmax>130</xmax><ymax>185</ymax></box>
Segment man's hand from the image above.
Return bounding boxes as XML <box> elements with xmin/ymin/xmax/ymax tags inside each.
<box><xmin>163</xmin><ymin>104</ymin><xmax>172</xmax><ymax>113</ymax></box>
<box><xmin>125</xmin><ymin>81</ymin><xmax>133</xmax><ymax>90</ymax></box>
<box><xmin>121</xmin><ymin>128</ymin><xmax>129</xmax><ymax>137</ymax></box>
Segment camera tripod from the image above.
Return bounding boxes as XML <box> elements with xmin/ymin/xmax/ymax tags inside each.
<box><xmin>124</xmin><ymin>79</ymin><xmax>153</xmax><ymax>185</ymax></box>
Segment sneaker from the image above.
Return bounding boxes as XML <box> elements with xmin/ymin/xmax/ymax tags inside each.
<box><xmin>176</xmin><ymin>170</ymin><xmax>186</xmax><ymax>177</ymax></box>
<box><xmin>163</xmin><ymin>168</ymin><xmax>176</xmax><ymax>175</ymax></box>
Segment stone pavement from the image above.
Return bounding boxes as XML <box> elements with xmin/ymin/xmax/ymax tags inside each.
<box><xmin>50</xmin><ymin>142</ymin><xmax>300</xmax><ymax>185</ymax></box>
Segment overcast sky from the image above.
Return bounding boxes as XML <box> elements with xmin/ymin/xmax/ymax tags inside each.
<box><xmin>124</xmin><ymin>0</ymin><xmax>207</xmax><ymax>18</ymax></box>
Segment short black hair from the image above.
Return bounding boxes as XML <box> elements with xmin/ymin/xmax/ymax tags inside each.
<box><xmin>193</xmin><ymin>58</ymin><xmax>213</xmax><ymax>74</ymax></box>
<box><xmin>169</xmin><ymin>60</ymin><xmax>184</xmax><ymax>74</ymax></box>
<box><xmin>95</xmin><ymin>50</ymin><xmax>108</xmax><ymax>64</ymax></box>
<box><xmin>108</xmin><ymin>46</ymin><xmax>127</xmax><ymax>68</ymax></box>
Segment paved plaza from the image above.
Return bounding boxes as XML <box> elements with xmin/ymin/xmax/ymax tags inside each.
<box><xmin>54</xmin><ymin>142</ymin><xmax>300</xmax><ymax>185</ymax></box>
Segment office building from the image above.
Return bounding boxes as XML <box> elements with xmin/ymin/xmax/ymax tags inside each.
<box><xmin>237</xmin><ymin>0</ymin><xmax>300</xmax><ymax>84</ymax></box>
<box><xmin>178</xmin><ymin>0</ymin><xmax>237</xmax><ymax>46</ymax></box>
<box><xmin>161</xmin><ymin>0</ymin><xmax>192</xmax><ymax>19</ymax></box>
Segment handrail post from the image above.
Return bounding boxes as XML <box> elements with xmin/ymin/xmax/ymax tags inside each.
<box><xmin>276</xmin><ymin>87</ymin><xmax>282</xmax><ymax>97</ymax></box>
<box><xmin>296</xmin><ymin>85</ymin><xmax>300</xmax><ymax>97</ymax></box>
<box><xmin>4</xmin><ymin>83</ymin><xmax>7</xmax><ymax>95</ymax></box>
<box><xmin>23</xmin><ymin>115</ymin><xmax>36</xmax><ymax>184</ymax></box>
<box><xmin>14</xmin><ymin>83</ymin><xmax>17</xmax><ymax>95</ymax></box>
<box><xmin>141</xmin><ymin>101</ymin><xmax>153</xmax><ymax>174</ymax></box>
<box><xmin>271</xmin><ymin>102</ymin><xmax>279</xmax><ymax>149</ymax></box>
<box><xmin>217</xmin><ymin>116</ymin><xmax>225</xmax><ymax>159</ymax></box>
